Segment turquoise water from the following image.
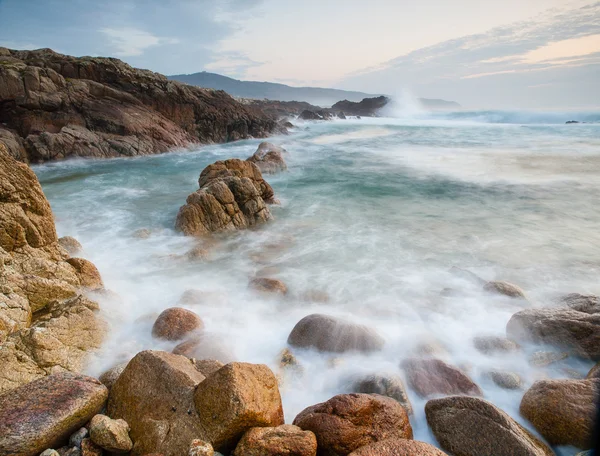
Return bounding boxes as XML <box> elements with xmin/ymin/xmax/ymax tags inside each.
<box><xmin>34</xmin><ymin>113</ymin><xmax>600</xmax><ymax>454</ymax></box>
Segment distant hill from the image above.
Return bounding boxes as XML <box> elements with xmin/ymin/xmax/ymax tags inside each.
<box><xmin>168</xmin><ymin>72</ymin><xmax>460</xmax><ymax>109</ymax></box>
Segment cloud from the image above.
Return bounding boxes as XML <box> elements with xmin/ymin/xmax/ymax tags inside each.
<box><xmin>100</xmin><ymin>28</ymin><xmax>178</xmax><ymax>57</ymax></box>
<box><xmin>204</xmin><ymin>51</ymin><xmax>266</xmax><ymax>78</ymax></box>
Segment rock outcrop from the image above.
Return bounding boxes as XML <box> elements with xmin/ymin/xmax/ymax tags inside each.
<box><xmin>331</xmin><ymin>96</ymin><xmax>389</xmax><ymax>117</ymax></box>
<box><xmin>293</xmin><ymin>393</ymin><xmax>412</xmax><ymax>456</ymax></box>
<box><xmin>0</xmin><ymin>145</ymin><xmax>106</xmax><ymax>394</ymax></box>
<box><xmin>247</xmin><ymin>142</ymin><xmax>288</xmax><ymax>174</ymax></box>
<box><xmin>0</xmin><ymin>373</ymin><xmax>108</xmax><ymax>456</ymax></box>
<box><xmin>0</xmin><ymin>47</ymin><xmax>278</xmax><ymax>162</ymax></box>
<box><xmin>175</xmin><ymin>159</ymin><xmax>275</xmax><ymax>236</ymax></box>
<box><xmin>287</xmin><ymin>314</ymin><xmax>384</xmax><ymax>353</ymax></box>
<box><xmin>425</xmin><ymin>396</ymin><xmax>554</xmax><ymax>456</ymax></box>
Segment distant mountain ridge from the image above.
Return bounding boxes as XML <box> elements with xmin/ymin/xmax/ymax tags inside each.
<box><xmin>168</xmin><ymin>71</ymin><xmax>460</xmax><ymax>109</ymax></box>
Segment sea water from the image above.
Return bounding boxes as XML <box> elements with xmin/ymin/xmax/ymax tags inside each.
<box><xmin>33</xmin><ymin>112</ymin><xmax>600</xmax><ymax>454</ymax></box>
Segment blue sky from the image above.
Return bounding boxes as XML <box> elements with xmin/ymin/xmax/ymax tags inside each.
<box><xmin>1</xmin><ymin>0</ymin><xmax>598</xmax><ymax>108</ymax></box>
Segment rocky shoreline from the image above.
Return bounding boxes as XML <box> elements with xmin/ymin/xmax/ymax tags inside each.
<box><xmin>1</xmin><ymin>137</ymin><xmax>598</xmax><ymax>456</ymax></box>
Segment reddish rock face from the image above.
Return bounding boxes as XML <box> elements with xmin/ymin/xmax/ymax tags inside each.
<box><xmin>234</xmin><ymin>425</ymin><xmax>317</xmax><ymax>456</ymax></box>
<box><xmin>348</xmin><ymin>439</ymin><xmax>447</xmax><ymax>456</ymax></box>
<box><xmin>0</xmin><ymin>48</ymin><xmax>277</xmax><ymax>163</ymax></box>
<box><xmin>0</xmin><ymin>373</ymin><xmax>108</xmax><ymax>456</ymax></box>
<box><xmin>293</xmin><ymin>393</ymin><xmax>413</xmax><ymax>456</ymax></box>
<box><xmin>151</xmin><ymin>307</ymin><xmax>204</xmax><ymax>341</ymax></box>
<box><xmin>401</xmin><ymin>358</ymin><xmax>482</xmax><ymax>398</ymax></box>
<box><xmin>520</xmin><ymin>378</ymin><xmax>599</xmax><ymax>449</ymax></box>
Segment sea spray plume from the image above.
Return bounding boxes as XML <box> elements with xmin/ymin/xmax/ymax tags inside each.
<box><xmin>379</xmin><ymin>89</ymin><xmax>426</xmax><ymax>118</ymax></box>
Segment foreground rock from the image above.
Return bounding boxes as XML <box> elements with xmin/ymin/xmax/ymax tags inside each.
<box><xmin>351</xmin><ymin>374</ymin><xmax>413</xmax><ymax>414</ymax></box>
<box><xmin>293</xmin><ymin>393</ymin><xmax>412</xmax><ymax>455</ymax></box>
<box><xmin>426</xmin><ymin>396</ymin><xmax>553</xmax><ymax>456</ymax></box>
<box><xmin>520</xmin><ymin>378</ymin><xmax>599</xmax><ymax>449</ymax></box>
<box><xmin>247</xmin><ymin>142</ymin><xmax>288</xmax><ymax>174</ymax></box>
<box><xmin>0</xmin><ymin>373</ymin><xmax>108</xmax><ymax>456</ymax></box>
<box><xmin>507</xmin><ymin>298</ymin><xmax>600</xmax><ymax>360</ymax></box>
<box><xmin>151</xmin><ymin>307</ymin><xmax>204</xmax><ymax>341</ymax></box>
<box><xmin>194</xmin><ymin>362</ymin><xmax>284</xmax><ymax>453</ymax></box>
<box><xmin>175</xmin><ymin>159</ymin><xmax>275</xmax><ymax>236</ymax></box>
<box><xmin>348</xmin><ymin>439</ymin><xmax>447</xmax><ymax>456</ymax></box>
<box><xmin>401</xmin><ymin>358</ymin><xmax>482</xmax><ymax>398</ymax></box>
<box><xmin>234</xmin><ymin>424</ymin><xmax>317</xmax><ymax>456</ymax></box>
<box><xmin>0</xmin><ymin>48</ymin><xmax>276</xmax><ymax>162</ymax></box>
<box><xmin>288</xmin><ymin>314</ymin><xmax>384</xmax><ymax>353</ymax></box>
<box><xmin>89</xmin><ymin>414</ymin><xmax>133</xmax><ymax>453</ymax></box>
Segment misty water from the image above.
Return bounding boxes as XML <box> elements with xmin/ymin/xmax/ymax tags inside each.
<box><xmin>33</xmin><ymin>112</ymin><xmax>600</xmax><ymax>454</ymax></box>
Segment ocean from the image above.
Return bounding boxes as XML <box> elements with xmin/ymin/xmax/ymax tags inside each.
<box><xmin>33</xmin><ymin>111</ymin><xmax>600</xmax><ymax>455</ymax></box>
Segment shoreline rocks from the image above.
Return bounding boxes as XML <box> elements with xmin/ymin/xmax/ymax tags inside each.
<box><xmin>401</xmin><ymin>358</ymin><xmax>482</xmax><ymax>398</ymax></box>
<box><xmin>247</xmin><ymin>142</ymin><xmax>288</xmax><ymax>174</ymax></box>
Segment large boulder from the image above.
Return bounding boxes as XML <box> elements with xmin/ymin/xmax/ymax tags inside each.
<box><xmin>234</xmin><ymin>424</ymin><xmax>317</xmax><ymax>456</ymax></box>
<box><xmin>520</xmin><ymin>378</ymin><xmax>599</xmax><ymax>449</ymax></box>
<box><xmin>425</xmin><ymin>396</ymin><xmax>554</xmax><ymax>456</ymax></box>
<box><xmin>0</xmin><ymin>373</ymin><xmax>108</xmax><ymax>456</ymax></box>
<box><xmin>401</xmin><ymin>358</ymin><xmax>482</xmax><ymax>398</ymax></box>
<box><xmin>247</xmin><ymin>142</ymin><xmax>288</xmax><ymax>174</ymax></box>
<box><xmin>348</xmin><ymin>439</ymin><xmax>447</xmax><ymax>456</ymax></box>
<box><xmin>506</xmin><ymin>302</ymin><xmax>600</xmax><ymax>360</ymax></box>
<box><xmin>287</xmin><ymin>314</ymin><xmax>384</xmax><ymax>353</ymax></box>
<box><xmin>293</xmin><ymin>393</ymin><xmax>412</xmax><ymax>456</ymax></box>
<box><xmin>194</xmin><ymin>362</ymin><xmax>284</xmax><ymax>454</ymax></box>
<box><xmin>107</xmin><ymin>350</ymin><xmax>206</xmax><ymax>456</ymax></box>
<box><xmin>151</xmin><ymin>307</ymin><xmax>204</xmax><ymax>341</ymax></box>
<box><xmin>175</xmin><ymin>159</ymin><xmax>275</xmax><ymax>236</ymax></box>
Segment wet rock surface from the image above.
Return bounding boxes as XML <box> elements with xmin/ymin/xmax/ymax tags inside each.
<box><xmin>348</xmin><ymin>439</ymin><xmax>448</xmax><ymax>456</ymax></box>
<box><xmin>401</xmin><ymin>358</ymin><xmax>482</xmax><ymax>398</ymax></box>
<box><xmin>234</xmin><ymin>424</ymin><xmax>317</xmax><ymax>456</ymax></box>
<box><xmin>247</xmin><ymin>142</ymin><xmax>288</xmax><ymax>174</ymax></box>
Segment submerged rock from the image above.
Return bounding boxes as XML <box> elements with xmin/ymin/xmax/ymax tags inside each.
<box><xmin>0</xmin><ymin>373</ymin><xmax>108</xmax><ymax>456</ymax></box>
<box><xmin>487</xmin><ymin>370</ymin><xmax>523</xmax><ymax>390</ymax></box>
<box><xmin>287</xmin><ymin>313</ymin><xmax>384</xmax><ymax>353</ymax></box>
<box><xmin>351</xmin><ymin>374</ymin><xmax>413</xmax><ymax>414</ymax></box>
<box><xmin>234</xmin><ymin>425</ymin><xmax>317</xmax><ymax>456</ymax></box>
<box><xmin>249</xmin><ymin>277</ymin><xmax>288</xmax><ymax>296</ymax></box>
<box><xmin>247</xmin><ymin>142</ymin><xmax>288</xmax><ymax>174</ymax></box>
<box><xmin>58</xmin><ymin>236</ymin><xmax>82</xmax><ymax>256</ymax></box>
<box><xmin>426</xmin><ymin>396</ymin><xmax>553</xmax><ymax>456</ymax></box>
<box><xmin>401</xmin><ymin>358</ymin><xmax>482</xmax><ymax>398</ymax></box>
<box><xmin>293</xmin><ymin>393</ymin><xmax>412</xmax><ymax>455</ymax></box>
<box><xmin>473</xmin><ymin>335</ymin><xmax>520</xmax><ymax>355</ymax></box>
<box><xmin>483</xmin><ymin>280</ymin><xmax>526</xmax><ymax>299</ymax></box>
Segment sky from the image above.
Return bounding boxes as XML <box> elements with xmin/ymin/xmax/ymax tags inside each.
<box><xmin>0</xmin><ymin>0</ymin><xmax>599</xmax><ymax>109</ymax></box>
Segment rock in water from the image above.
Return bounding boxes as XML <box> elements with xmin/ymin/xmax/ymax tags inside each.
<box><xmin>89</xmin><ymin>414</ymin><xmax>133</xmax><ymax>453</ymax></box>
<box><xmin>107</xmin><ymin>350</ymin><xmax>206</xmax><ymax>456</ymax></box>
<box><xmin>293</xmin><ymin>393</ymin><xmax>412</xmax><ymax>455</ymax></box>
<box><xmin>287</xmin><ymin>314</ymin><xmax>384</xmax><ymax>353</ymax></box>
<box><xmin>194</xmin><ymin>362</ymin><xmax>284</xmax><ymax>454</ymax></box>
<box><xmin>351</xmin><ymin>374</ymin><xmax>413</xmax><ymax>414</ymax></box>
<box><xmin>249</xmin><ymin>277</ymin><xmax>288</xmax><ymax>295</ymax></box>
<box><xmin>425</xmin><ymin>396</ymin><xmax>554</xmax><ymax>456</ymax></box>
<box><xmin>0</xmin><ymin>373</ymin><xmax>108</xmax><ymax>456</ymax></box>
<box><xmin>58</xmin><ymin>236</ymin><xmax>83</xmax><ymax>256</ymax></box>
<box><xmin>348</xmin><ymin>439</ymin><xmax>447</xmax><ymax>456</ymax></box>
<box><xmin>483</xmin><ymin>280</ymin><xmax>526</xmax><ymax>299</ymax></box>
<box><xmin>473</xmin><ymin>335</ymin><xmax>520</xmax><ymax>354</ymax></box>
<box><xmin>234</xmin><ymin>425</ymin><xmax>317</xmax><ymax>456</ymax></box>
<box><xmin>401</xmin><ymin>358</ymin><xmax>482</xmax><ymax>398</ymax></box>
<box><xmin>175</xmin><ymin>159</ymin><xmax>275</xmax><ymax>236</ymax></box>
<box><xmin>151</xmin><ymin>307</ymin><xmax>204</xmax><ymax>341</ymax></box>
<box><xmin>247</xmin><ymin>142</ymin><xmax>288</xmax><ymax>174</ymax></box>
<box><xmin>520</xmin><ymin>378</ymin><xmax>599</xmax><ymax>449</ymax></box>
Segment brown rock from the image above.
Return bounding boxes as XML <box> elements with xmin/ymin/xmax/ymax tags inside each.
<box><xmin>348</xmin><ymin>439</ymin><xmax>447</xmax><ymax>456</ymax></box>
<box><xmin>58</xmin><ymin>236</ymin><xmax>82</xmax><ymax>256</ymax></box>
<box><xmin>107</xmin><ymin>350</ymin><xmax>206</xmax><ymax>456</ymax></box>
<box><xmin>483</xmin><ymin>281</ymin><xmax>526</xmax><ymax>298</ymax></box>
<box><xmin>193</xmin><ymin>359</ymin><xmax>224</xmax><ymax>377</ymax></box>
<box><xmin>152</xmin><ymin>307</ymin><xmax>204</xmax><ymax>341</ymax></box>
<box><xmin>0</xmin><ymin>373</ymin><xmax>108</xmax><ymax>456</ymax></box>
<box><xmin>81</xmin><ymin>438</ymin><xmax>103</xmax><ymax>456</ymax></box>
<box><xmin>186</xmin><ymin>246</ymin><xmax>210</xmax><ymax>261</ymax></box>
<box><xmin>194</xmin><ymin>362</ymin><xmax>284</xmax><ymax>453</ymax></box>
<box><xmin>172</xmin><ymin>332</ymin><xmax>235</xmax><ymax>363</ymax></box>
<box><xmin>352</xmin><ymin>374</ymin><xmax>413</xmax><ymax>414</ymax></box>
<box><xmin>401</xmin><ymin>358</ymin><xmax>482</xmax><ymax>398</ymax></box>
<box><xmin>98</xmin><ymin>363</ymin><xmax>127</xmax><ymax>391</ymax></box>
<box><xmin>473</xmin><ymin>335</ymin><xmax>519</xmax><ymax>355</ymax></box>
<box><xmin>89</xmin><ymin>414</ymin><xmax>133</xmax><ymax>453</ymax></box>
<box><xmin>507</xmin><ymin>305</ymin><xmax>600</xmax><ymax>360</ymax></box>
<box><xmin>189</xmin><ymin>439</ymin><xmax>214</xmax><ymax>456</ymax></box>
<box><xmin>234</xmin><ymin>425</ymin><xmax>317</xmax><ymax>456</ymax></box>
<box><xmin>293</xmin><ymin>393</ymin><xmax>412</xmax><ymax>456</ymax></box>
<box><xmin>287</xmin><ymin>314</ymin><xmax>384</xmax><ymax>353</ymax></box>
<box><xmin>528</xmin><ymin>350</ymin><xmax>568</xmax><ymax>367</ymax></box>
<box><xmin>520</xmin><ymin>378</ymin><xmax>599</xmax><ymax>449</ymax></box>
<box><xmin>249</xmin><ymin>277</ymin><xmax>288</xmax><ymax>295</ymax></box>
<box><xmin>246</xmin><ymin>142</ymin><xmax>288</xmax><ymax>174</ymax></box>
<box><xmin>66</xmin><ymin>258</ymin><xmax>104</xmax><ymax>290</ymax></box>
<box><xmin>426</xmin><ymin>396</ymin><xmax>553</xmax><ymax>456</ymax></box>
<box><xmin>587</xmin><ymin>362</ymin><xmax>600</xmax><ymax>378</ymax></box>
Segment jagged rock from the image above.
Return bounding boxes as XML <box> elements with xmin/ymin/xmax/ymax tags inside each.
<box><xmin>80</xmin><ymin>439</ymin><xmax>102</xmax><ymax>456</ymax></box>
<box><xmin>66</xmin><ymin>258</ymin><xmax>103</xmax><ymax>290</ymax></box>
<box><xmin>189</xmin><ymin>439</ymin><xmax>214</xmax><ymax>456</ymax></box>
<box><xmin>293</xmin><ymin>393</ymin><xmax>412</xmax><ymax>456</ymax></box>
<box><xmin>0</xmin><ymin>48</ymin><xmax>276</xmax><ymax>163</ymax></box>
<box><xmin>299</xmin><ymin>110</ymin><xmax>322</xmax><ymax>120</ymax></box>
<box><xmin>234</xmin><ymin>425</ymin><xmax>317</xmax><ymax>456</ymax></box>
<box><xmin>426</xmin><ymin>396</ymin><xmax>553</xmax><ymax>456</ymax></box>
<box><xmin>587</xmin><ymin>362</ymin><xmax>600</xmax><ymax>378</ymax></box>
<box><xmin>58</xmin><ymin>237</ymin><xmax>82</xmax><ymax>256</ymax></box>
<box><xmin>151</xmin><ymin>307</ymin><xmax>204</xmax><ymax>341</ymax></box>
<box><xmin>247</xmin><ymin>142</ymin><xmax>287</xmax><ymax>174</ymax></box>
<box><xmin>287</xmin><ymin>314</ymin><xmax>384</xmax><ymax>353</ymax></box>
<box><xmin>401</xmin><ymin>358</ymin><xmax>482</xmax><ymax>398</ymax></box>
<box><xmin>520</xmin><ymin>378</ymin><xmax>599</xmax><ymax>449</ymax></box>
<box><xmin>483</xmin><ymin>281</ymin><xmax>526</xmax><ymax>299</ymax></box>
<box><xmin>337</xmin><ymin>112</ymin><xmax>347</xmax><ymax>119</ymax></box>
<box><xmin>107</xmin><ymin>350</ymin><xmax>206</xmax><ymax>456</ymax></box>
<box><xmin>331</xmin><ymin>97</ymin><xmax>389</xmax><ymax>117</ymax></box>
<box><xmin>194</xmin><ymin>362</ymin><xmax>284</xmax><ymax>453</ymax></box>
<box><xmin>249</xmin><ymin>277</ymin><xmax>288</xmax><ymax>295</ymax></box>
<box><xmin>0</xmin><ymin>373</ymin><xmax>108</xmax><ymax>456</ymax></box>
<box><xmin>351</xmin><ymin>374</ymin><xmax>413</xmax><ymax>414</ymax></box>
<box><xmin>175</xmin><ymin>159</ymin><xmax>274</xmax><ymax>236</ymax></box>
<box><xmin>89</xmin><ymin>414</ymin><xmax>133</xmax><ymax>453</ymax></box>
<box><xmin>348</xmin><ymin>439</ymin><xmax>447</xmax><ymax>456</ymax></box>
<box><xmin>473</xmin><ymin>335</ymin><xmax>519</xmax><ymax>354</ymax></box>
